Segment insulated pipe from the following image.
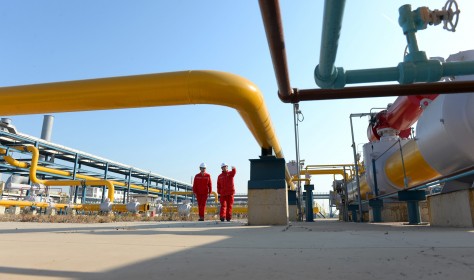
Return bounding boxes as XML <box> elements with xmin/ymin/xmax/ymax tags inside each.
<box><xmin>280</xmin><ymin>81</ymin><xmax>474</xmax><ymax>103</ymax></box>
<box><xmin>0</xmin><ymin>71</ymin><xmax>294</xmax><ymax>189</ymax></box>
<box><xmin>258</xmin><ymin>0</ymin><xmax>293</xmax><ymax>99</ymax></box>
<box><xmin>314</xmin><ymin>0</ymin><xmax>347</xmax><ymax>89</ymax></box>
<box><xmin>384</xmin><ymin>140</ymin><xmax>441</xmax><ymax>188</ymax></box>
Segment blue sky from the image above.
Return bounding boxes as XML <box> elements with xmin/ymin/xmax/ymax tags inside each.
<box><xmin>1</xmin><ymin>1</ymin><xmax>473</xmax><ymax>202</ymax></box>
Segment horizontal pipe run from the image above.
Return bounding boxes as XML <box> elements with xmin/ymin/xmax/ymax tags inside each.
<box><xmin>442</xmin><ymin>61</ymin><xmax>474</xmax><ymax>77</ymax></box>
<box><xmin>0</xmin><ymin>200</ymin><xmax>81</xmax><ymax>209</ymax></box>
<box><xmin>280</xmin><ymin>81</ymin><xmax>474</xmax><ymax>103</ymax></box>
<box><xmin>0</xmin><ymin>71</ymin><xmax>294</xmax><ymax>190</ymax></box>
<box><xmin>258</xmin><ymin>0</ymin><xmax>293</xmax><ymax>99</ymax></box>
<box><xmin>345</xmin><ymin>67</ymin><xmax>399</xmax><ymax>85</ymax></box>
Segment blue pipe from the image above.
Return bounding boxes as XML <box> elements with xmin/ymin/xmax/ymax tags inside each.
<box><xmin>314</xmin><ymin>0</ymin><xmax>346</xmax><ymax>88</ymax></box>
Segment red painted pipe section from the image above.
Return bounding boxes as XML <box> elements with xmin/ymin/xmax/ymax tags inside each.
<box><xmin>367</xmin><ymin>94</ymin><xmax>438</xmax><ymax>141</ymax></box>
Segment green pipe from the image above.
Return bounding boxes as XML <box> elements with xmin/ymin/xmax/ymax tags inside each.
<box><xmin>443</xmin><ymin>61</ymin><xmax>474</xmax><ymax>77</ymax></box>
<box><xmin>345</xmin><ymin>67</ymin><xmax>399</xmax><ymax>85</ymax></box>
<box><xmin>314</xmin><ymin>0</ymin><xmax>346</xmax><ymax>88</ymax></box>
<box><xmin>325</xmin><ymin>61</ymin><xmax>474</xmax><ymax>88</ymax></box>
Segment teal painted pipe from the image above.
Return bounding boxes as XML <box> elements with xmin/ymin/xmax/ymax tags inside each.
<box><xmin>443</xmin><ymin>61</ymin><xmax>474</xmax><ymax>77</ymax></box>
<box><xmin>314</xmin><ymin>0</ymin><xmax>346</xmax><ymax>88</ymax></box>
<box><xmin>345</xmin><ymin>67</ymin><xmax>399</xmax><ymax>86</ymax></box>
<box><xmin>326</xmin><ymin>60</ymin><xmax>474</xmax><ymax>88</ymax></box>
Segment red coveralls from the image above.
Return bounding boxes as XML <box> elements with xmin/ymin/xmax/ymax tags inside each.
<box><xmin>193</xmin><ymin>172</ymin><xmax>212</xmax><ymax>219</ymax></box>
<box><xmin>217</xmin><ymin>167</ymin><xmax>236</xmax><ymax>221</ymax></box>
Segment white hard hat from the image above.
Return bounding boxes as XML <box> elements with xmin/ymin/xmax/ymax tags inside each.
<box><xmin>199</xmin><ymin>163</ymin><xmax>207</xmax><ymax>169</ymax></box>
<box><xmin>221</xmin><ymin>163</ymin><xmax>228</xmax><ymax>168</ymax></box>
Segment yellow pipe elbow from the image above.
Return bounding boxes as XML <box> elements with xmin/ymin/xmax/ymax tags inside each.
<box><xmin>0</xmin><ymin>71</ymin><xmax>293</xmax><ymax>189</ymax></box>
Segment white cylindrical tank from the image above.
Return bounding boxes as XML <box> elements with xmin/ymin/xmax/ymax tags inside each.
<box><xmin>416</xmin><ymin>50</ymin><xmax>474</xmax><ymax>177</ymax></box>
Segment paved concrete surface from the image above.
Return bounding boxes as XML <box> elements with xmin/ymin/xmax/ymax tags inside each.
<box><xmin>0</xmin><ymin>219</ymin><xmax>473</xmax><ymax>280</ymax></box>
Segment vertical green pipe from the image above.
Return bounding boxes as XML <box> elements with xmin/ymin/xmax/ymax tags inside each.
<box><xmin>318</xmin><ymin>0</ymin><xmax>346</xmax><ymax>78</ymax></box>
<box><xmin>315</xmin><ymin>0</ymin><xmax>346</xmax><ymax>87</ymax></box>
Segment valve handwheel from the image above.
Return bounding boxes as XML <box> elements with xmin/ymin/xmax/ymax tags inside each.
<box><xmin>443</xmin><ymin>0</ymin><xmax>460</xmax><ymax>32</ymax></box>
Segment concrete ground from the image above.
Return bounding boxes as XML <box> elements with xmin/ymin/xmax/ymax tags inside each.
<box><xmin>0</xmin><ymin>219</ymin><xmax>473</xmax><ymax>280</ymax></box>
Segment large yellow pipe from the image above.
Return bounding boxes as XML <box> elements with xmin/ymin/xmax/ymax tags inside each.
<box><xmin>384</xmin><ymin>140</ymin><xmax>440</xmax><ymax>189</ymax></box>
<box><xmin>0</xmin><ymin>71</ymin><xmax>293</xmax><ymax>189</ymax></box>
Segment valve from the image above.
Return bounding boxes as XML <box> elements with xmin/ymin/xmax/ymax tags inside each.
<box><xmin>442</xmin><ymin>0</ymin><xmax>460</xmax><ymax>32</ymax></box>
<box><xmin>418</xmin><ymin>0</ymin><xmax>460</xmax><ymax>32</ymax></box>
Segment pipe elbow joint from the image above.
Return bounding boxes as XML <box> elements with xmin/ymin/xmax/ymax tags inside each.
<box><xmin>314</xmin><ymin>65</ymin><xmax>346</xmax><ymax>89</ymax></box>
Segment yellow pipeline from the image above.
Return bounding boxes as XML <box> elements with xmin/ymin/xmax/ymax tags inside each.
<box><xmin>3</xmin><ymin>147</ymin><xmax>114</xmax><ymax>201</ymax></box>
<box><xmin>3</xmin><ymin>146</ymin><xmax>166</xmax><ymax>200</ymax></box>
<box><xmin>169</xmin><ymin>191</ymin><xmax>219</xmax><ymax>203</ymax></box>
<box><xmin>5</xmin><ymin>146</ymin><xmax>159</xmax><ymax>194</ymax></box>
<box><xmin>0</xmin><ymin>71</ymin><xmax>294</xmax><ymax>190</ymax></box>
<box><xmin>81</xmin><ymin>203</ymin><xmax>150</xmax><ymax>213</ymax></box>
<box><xmin>384</xmin><ymin>140</ymin><xmax>440</xmax><ymax>189</ymax></box>
<box><xmin>291</xmin><ymin>177</ymin><xmax>311</xmax><ymax>185</ymax></box>
<box><xmin>0</xmin><ymin>200</ymin><xmax>81</xmax><ymax>209</ymax></box>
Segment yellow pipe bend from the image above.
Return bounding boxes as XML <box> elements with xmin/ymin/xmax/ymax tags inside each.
<box><xmin>3</xmin><ymin>146</ymin><xmax>115</xmax><ymax>201</ymax></box>
<box><xmin>0</xmin><ymin>71</ymin><xmax>293</xmax><ymax>190</ymax></box>
<box><xmin>25</xmin><ymin>146</ymin><xmax>115</xmax><ymax>202</ymax></box>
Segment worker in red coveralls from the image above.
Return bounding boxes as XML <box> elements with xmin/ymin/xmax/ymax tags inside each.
<box><xmin>193</xmin><ymin>163</ymin><xmax>212</xmax><ymax>221</ymax></box>
<box><xmin>217</xmin><ymin>163</ymin><xmax>236</xmax><ymax>222</ymax></box>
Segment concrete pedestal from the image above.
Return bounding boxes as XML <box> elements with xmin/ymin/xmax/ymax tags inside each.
<box><xmin>288</xmin><ymin>190</ymin><xmax>298</xmax><ymax>222</ymax></box>
<box><xmin>248</xmin><ymin>157</ymin><xmax>288</xmax><ymax>226</ymax></box>
<box><xmin>0</xmin><ymin>206</ymin><xmax>5</xmax><ymax>215</ymax></box>
<box><xmin>376</xmin><ymin>201</ymin><xmax>429</xmax><ymax>223</ymax></box>
<box><xmin>427</xmin><ymin>189</ymin><xmax>474</xmax><ymax>227</ymax></box>
<box><xmin>248</xmin><ymin>188</ymin><xmax>288</xmax><ymax>225</ymax></box>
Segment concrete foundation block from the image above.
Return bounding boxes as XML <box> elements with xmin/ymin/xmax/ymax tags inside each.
<box><xmin>427</xmin><ymin>189</ymin><xmax>474</xmax><ymax>227</ymax></box>
<box><xmin>0</xmin><ymin>206</ymin><xmax>5</xmax><ymax>215</ymax></box>
<box><xmin>248</xmin><ymin>188</ymin><xmax>288</xmax><ymax>225</ymax></box>
<box><xmin>288</xmin><ymin>205</ymin><xmax>298</xmax><ymax>222</ymax></box>
<box><xmin>376</xmin><ymin>201</ymin><xmax>429</xmax><ymax>223</ymax></box>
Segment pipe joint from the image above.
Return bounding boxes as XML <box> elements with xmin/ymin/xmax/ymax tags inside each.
<box><xmin>397</xmin><ymin>59</ymin><xmax>443</xmax><ymax>84</ymax></box>
<box><xmin>314</xmin><ymin>65</ymin><xmax>346</xmax><ymax>89</ymax></box>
